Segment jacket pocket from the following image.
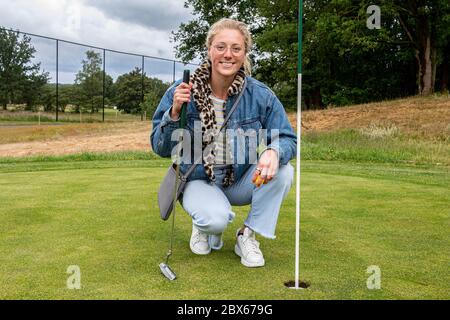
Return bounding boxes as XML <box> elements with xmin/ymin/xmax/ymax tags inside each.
<box><xmin>236</xmin><ymin>117</ymin><xmax>262</xmax><ymax>135</ymax></box>
<box><xmin>234</xmin><ymin>117</ymin><xmax>262</xmax><ymax>164</ymax></box>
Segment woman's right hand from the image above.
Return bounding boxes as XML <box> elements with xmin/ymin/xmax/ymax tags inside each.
<box><xmin>171</xmin><ymin>82</ymin><xmax>193</xmax><ymax>119</ymax></box>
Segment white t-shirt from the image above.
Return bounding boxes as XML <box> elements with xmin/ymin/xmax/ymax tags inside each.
<box><xmin>210</xmin><ymin>95</ymin><xmax>233</xmax><ymax>167</ymax></box>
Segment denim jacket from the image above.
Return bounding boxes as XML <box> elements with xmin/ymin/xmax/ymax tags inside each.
<box><xmin>150</xmin><ymin>76</ymin><xmax>297</xmax><ymax>183</ymax></box>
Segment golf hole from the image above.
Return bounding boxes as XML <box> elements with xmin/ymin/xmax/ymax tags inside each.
<box><xmin>284</xmin><ymin>280</ymin><xmax>310</xmax><ymax>289</ymax></box>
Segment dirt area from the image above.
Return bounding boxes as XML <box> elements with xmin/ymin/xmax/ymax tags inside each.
<box><xmin>0</xmin><ymin>95</ymin><xmax>448</xmax><ymax>157</ymax></box>
<box><xmin>0</xmin><ymin>130</ymin><xmax>151</xmax><ymax>157</ymax></box>
<box><xmin>0</xmin><ymin>123</ymin><xmax>152</xmax><ymax>157</ymax></box>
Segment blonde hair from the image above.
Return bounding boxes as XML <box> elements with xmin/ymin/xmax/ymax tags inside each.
<box><xmin>206</xmin><ymin>18</ymin><xmax>252</xmax><ymax>75</ymax></box>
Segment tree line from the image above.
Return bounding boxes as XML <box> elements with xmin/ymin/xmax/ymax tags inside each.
<box><xmin>2</xmin><ymin>1</ymin><xmax>449</xmax><ymax>114</ymax></box>
<box><xmin>172</xmin><ymin>0</ymin><xmax>450</xmax><ymax>110</ymax></box>
<box><xmin>0</xmin><ymin>29</ymin><xmax>170</xmax><ymax>118</ymax></box>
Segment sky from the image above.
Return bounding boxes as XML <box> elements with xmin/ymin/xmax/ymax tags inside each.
<box><xmin>0</xmin><ymin>0</ymin><xmax>199</xmax><ymax>83</ymax></box>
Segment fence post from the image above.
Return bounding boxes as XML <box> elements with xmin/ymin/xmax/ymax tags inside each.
<box><xmin>103</xmin><ymin>49</ymin><xmax>106</xmax><ymax>122</ymax></box>
<box><xmin>141</xmin><ymin>55</ymin><xmax>144</xmax><ymax>121</ymax></box>
<box><xmin>56</xmin><ymin>39</ymin><xmax>59</xmax><ymax>122</ymax></box>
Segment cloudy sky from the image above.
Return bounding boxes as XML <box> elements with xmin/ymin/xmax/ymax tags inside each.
<box><xmin>0</xmin><ymin>0</ymin><xmax>199</xmax><ymax>83</ymax></box>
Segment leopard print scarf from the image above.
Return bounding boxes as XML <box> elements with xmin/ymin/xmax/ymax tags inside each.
<box><xmin>190</xmin><ymin>59</ymin><xmax>246</xmax><ymax>187</ymax></box>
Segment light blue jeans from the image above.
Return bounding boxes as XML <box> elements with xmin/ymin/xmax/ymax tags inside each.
<box><xmin>181</xmin><ymin>163</ymin><xmax>294</xmax><ymax>245</ymax></box>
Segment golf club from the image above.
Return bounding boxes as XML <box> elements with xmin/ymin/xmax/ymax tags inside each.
<box><xmin>159</xmin><ymin>69</ymin><xmax>190</xmax><ymax>281</ymax></box>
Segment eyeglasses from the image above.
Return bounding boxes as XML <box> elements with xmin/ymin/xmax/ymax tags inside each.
<box><xmin>212</xmin><ymin>43</ymin><xmax>244</xmax><ymax>55</ymax></box>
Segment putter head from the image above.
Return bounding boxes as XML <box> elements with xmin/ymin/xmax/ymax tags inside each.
<box><xmin>159</xmin><ymin>263</ymin><xmax>177</xmax><ymax>281</ymax></box>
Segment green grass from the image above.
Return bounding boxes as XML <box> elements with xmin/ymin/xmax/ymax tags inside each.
<box><xmin>0</xmin><ymin>109</ymin><xmax>143</xmax><ymax>123</ymax></box>
<box><xmin>302</xmin><ymin>129</ymin><xmax>450</xmax><ymax>166</ymax></box>
<box><xmin>0</xmin><ymin>157</ymin><xmax>448</xmax><ymax>299</ymax></box>
<box><xmin>0</xmin><ymin>151</ymin><xmax>159</xmax><ymax>164</ymax></box>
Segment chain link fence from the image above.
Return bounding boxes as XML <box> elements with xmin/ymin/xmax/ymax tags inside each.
<box><xmin>0</xmin><ymin>27</ymin><xmax>198</xmax><ymax>123</ymax></box>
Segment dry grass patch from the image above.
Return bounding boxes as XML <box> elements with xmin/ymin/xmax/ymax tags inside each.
<box><xmin>297</xmin><ymin>95</ymin><xmax>450</xmax><ymax>141</ymax></box>
<box><xmin>0</xmin><ymin>122</ymin><xmax>150</xmax><ymax>145</ymax></box>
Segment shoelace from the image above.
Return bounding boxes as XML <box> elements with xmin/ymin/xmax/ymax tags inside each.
<box><xmin>242</xmin><ymin>236</ymin><xmax>261</xmax><ymax>255</ymax></box>
<box><xmin>193</xmin><ymin>229</ymin><xmax>208</xmax><ymax>243</ymax></box>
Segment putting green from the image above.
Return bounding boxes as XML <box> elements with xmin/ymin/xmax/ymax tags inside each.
<box><xmin>0</xmin><ymin>160</ymin><xmax>448</xmax><ymax>299</ymax></box>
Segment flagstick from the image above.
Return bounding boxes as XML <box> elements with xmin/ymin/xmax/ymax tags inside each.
<box><xmin>294</xmin><ymin>74</ymin><xmax>302</xmax><ymax>289</ymax></box>
<box><xmin>294</xmin><ymin>0</ymin><xmax>303</xmax><ymax>290</ymax></box>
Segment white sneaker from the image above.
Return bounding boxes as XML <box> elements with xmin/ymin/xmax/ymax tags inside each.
<box><xmin>190</xmin><ymin>224</ymin><xmax>211</xmax><ymax>255</ymax></box>
<box><xmin>234</xmin><ymin>227</ymin><xmax>265</xmax><ymax>267</ymax></box>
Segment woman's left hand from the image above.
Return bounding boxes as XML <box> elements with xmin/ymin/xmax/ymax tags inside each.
<box><xmin>252</xmin><ymin>149</ymin><xmax>279</xmax><ymax>187</ymax></box>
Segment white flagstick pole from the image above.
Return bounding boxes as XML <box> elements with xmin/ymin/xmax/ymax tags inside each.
<box><xmin>294</xmin><ymin>0</ymin><xmax>303</xmax><ymax>290</ymax></box>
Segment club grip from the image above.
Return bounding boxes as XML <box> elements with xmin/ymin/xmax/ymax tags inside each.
<box><xmin>180</xmin><ymin>70</ymin><xmax>190</xmax><ymax>128</ymax></box>
<box><xmin>182</xmin><ymin>69</ymin><xmax>190</xmax><ymax>85</ymax></box>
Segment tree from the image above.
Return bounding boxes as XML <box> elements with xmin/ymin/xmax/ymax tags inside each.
<box><xmin>140</xmin><ymin>78</ymin><xmax>170</xmax><ymax>119</ymax></box>
<box><xmin>392</xmin><ymin>0</ymin><xmax>450</xmax><ymax>95</ymax></box>
<box><xmin>253</xmin><ymin>0</ymin><xmax>298</xmax><ymax>109</ymax></box>
<box><xmin>114</xmin><ymin>67</ymin><xmax>169</xmax><ymax>116</ymax></box>
<box><xmin>0</xmin><ymin>29</ymin><xmax>49</xmax><ymax>109</ymax></box>
<box><xmin>172</xmin><ymin>0</ymin><xmax>258</xmax><ymax>63</ymax></box>
<box><xmin>301</xmin><ymin>0</ymin><xmax>418</xmax><ymax>107</ymax></box>
<box><xmin>21</xmin><ymin>71</ymin><xmax>50</xmax><ymax>109</ymax></box>
<box><xmin>74</xmin><ymin>50</ymin><xmax>113</xmax><ymax>113</ymax></box>
<box><xmin>173</xmin><ymin>0</ymin><xmax>449</xmax><ymax>109</ymax></box>
<box><xmin>114</xmin><ymin>67</ymin><xmax>153</xmax><ymax>114</ymax></box>
<box><xmin>58</xmin><ymin>84</ymin><xmax>76</xmax><ymax>113</ymax></box>
<box><xmin>301</xmin><ymin>0</ymin><xmax>449</xmax><ymax>107</ymax></box>
<box><xmin>33</xmin><ymin>84</ymin><xmax>55</xmax><ymax>112</ymax></box>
